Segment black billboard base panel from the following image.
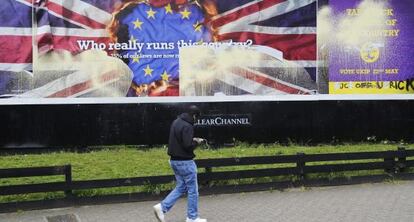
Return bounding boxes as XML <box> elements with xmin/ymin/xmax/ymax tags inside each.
<box><xmin>0</xmin><ymin>97</ymin><xmax>413</xmax><ymax>148</ymax></box>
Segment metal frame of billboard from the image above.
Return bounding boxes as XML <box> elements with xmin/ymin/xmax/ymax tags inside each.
<box><xmin>0</xmin><ymin>94</ymin><xmax>413</xmax><ymax>106</ymax></box>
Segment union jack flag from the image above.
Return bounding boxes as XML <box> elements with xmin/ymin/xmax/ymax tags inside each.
<box><xmin>204</xmin><ymin>0</ymin><xmax>318</xmax><ymax>95</ymax></box>
<box><xmin>0</xmin><ymin>0</ymin><xmax>33</xmax><ymax>72</ymax></box>
<box><xmin>35</xmin><ymin>0</ymin><xmax>118</xmax><ymax>54</ymax></box>
<box><xmin>0</xmin><ymin>0</ymin><xmax>119</xmax><ymax>70</ymax></box>
<box><xmin>0</xmin><ymin>0</ymin><xmax>128</xmax><ymax>97</ymax></box>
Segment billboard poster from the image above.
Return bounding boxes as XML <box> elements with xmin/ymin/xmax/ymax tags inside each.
<box><xmin>327</xmin><ymin>0</ymin><xmax>414</xmax><ymax>94</ymax></box>
<box><xmin>0</xmin><ymin>0</ymin><xmax>317</xmax><ymax>99</ymax></box>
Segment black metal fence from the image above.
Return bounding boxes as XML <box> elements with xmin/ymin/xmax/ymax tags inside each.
<box><xmin>1</xmin><ymin>147</ymin><xmax>414</xmax><ymax>213</ymax></box>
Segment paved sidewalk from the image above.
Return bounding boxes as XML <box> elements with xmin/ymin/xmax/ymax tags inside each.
<box><xmin>1</xmin><ymin>181</ymin><xmax>414</xmax><ymax>222</ymax></box>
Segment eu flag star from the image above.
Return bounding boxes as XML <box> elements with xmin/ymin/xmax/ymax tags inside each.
<box><xmin>180</xmin><ymin>8</ymin><xmax>191</xmax><ymax>19</ymax></box>
<box><xmin>133</xmin><ymin>18</ymin><xmax>143</xmax><ymax>29</ymax></box>
<box><xmin>193</xmin><ymin>21</ymin><xmax>202</xmax><ymax>32</ymax></box>
<box><xmin>143</xmin><ymin>65</ymin><xmax>153</xmax><ymax>76</ymax></box>
<box><xmin>146</xmin><ymin>8</ymin><xmax>157</xmax><ymax>19</ymax></box>
<box><xmin>130</xmin><ymin>35</ymin><xmax>137</xmax><ymax>43</ymax></box>
<box><xmin>165</xmin><ymin>4</ymin><xmax>173</xmax><ymax>14</ymax></box>
<box><xmin>132</xmin><ymin>54</ymin><xmax>140</xmax><ymax>63</ymax></box>
<box><xmin>161</xmin><ymin>70</ymin><xmax>171</xmax><ymax>81</ymax></box>
<box><xmin>196</xmin><ymin>39</ymin><xmax>204</xmax><ymax>45</ymax></box>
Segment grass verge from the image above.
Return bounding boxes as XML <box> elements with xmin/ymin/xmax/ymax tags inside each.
<box><xmin>0</xmin><ymin>142</ymin><xmax>412</xmax><ymax>203</ymax></box>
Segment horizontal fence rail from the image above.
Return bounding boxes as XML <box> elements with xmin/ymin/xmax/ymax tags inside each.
<box><xmin>195</xmin><ymin>150</ymin><xmax>413</xmax><ymax>168</ymax></box>
<box><xmin>0</xmin><ymin>165</ymin><xmax>70</xmax><ymax>178</ymax></box>
<box><xmin>0</xmin><ymin>147</ymin><xmax>413</xmax><ymax>212</ymax></box>
<box><xmin>70</xmin><ymin>175</ymin><xmax>175</xmax><ymax>190</ymax></box>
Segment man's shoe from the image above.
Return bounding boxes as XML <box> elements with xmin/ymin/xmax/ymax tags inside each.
<box><xmin>153</xmin><ymin>203</ymin><xmax>165</xmax><ymax>222</ymax></box>
<box><xmin>186</xmin><ymin>217</ymin><xmax>207</xmax><ymax>222</ymax></box>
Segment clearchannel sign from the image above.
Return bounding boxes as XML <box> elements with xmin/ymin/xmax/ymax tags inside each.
<box><xmin>195</xmin><ymin>114</ymin><xmax>252</xmax><ymax>127</ymax></box>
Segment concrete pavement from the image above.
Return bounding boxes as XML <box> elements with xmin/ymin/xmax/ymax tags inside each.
<box><xmin>1</xmin><ymin>181</ymin><xmax>414</xmax><ymax>222</ymax></box>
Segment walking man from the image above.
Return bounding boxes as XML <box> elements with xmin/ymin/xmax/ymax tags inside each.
<box><xmin>153</xmin><ymin>105</ymin><xmax>207</xmax><ymax>222</ymax></box>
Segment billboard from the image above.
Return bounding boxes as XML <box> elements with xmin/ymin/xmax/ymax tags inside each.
<box><xmin>326</xmin><ymin>0</ymin><xmax>414</xmax><ymax>94</ymax></box>
<box><xmin>1</xmin><ymin>0</ymin><xmax>413</xmax><ymax>101</ymax></box>
<box><xmin>0</xmin><ymin>0</ymin><xmax>317</xmax><ymax>99</ymax></box>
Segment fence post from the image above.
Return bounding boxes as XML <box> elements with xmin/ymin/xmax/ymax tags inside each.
<box><xmin>384</xmin><ymin>151</ymin><xmax>396</xmax><ymax>174</ymax></box>
<box><xmin>204</xmin><ymin>167</ymin><xmax>213</xmax><ymax>187</ymax></box>
<box><xmin>64</xmin><ymin>165</ymin><xmax>73</xmax><ymax>198</ymax></box>
<box><xmin>296</xmin><ymin>152</ymin><xmax>306</xmax><ymax>184</ymax></box>
<box><xmin>396</xmin><ymin>147</ymin><xmax>407</xmax><ymax>173</ymax></box>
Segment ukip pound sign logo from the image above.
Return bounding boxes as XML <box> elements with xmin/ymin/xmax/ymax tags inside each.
<box><xmin>360</xmin><ymin>42</ymin><xmax>380</xmax><ymax>63</ymax></box>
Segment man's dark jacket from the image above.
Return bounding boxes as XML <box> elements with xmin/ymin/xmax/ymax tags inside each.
<box><xmin>168</xmin><ymin>113</ymin><xmax>198</xmax><ymax>160</ymax></box>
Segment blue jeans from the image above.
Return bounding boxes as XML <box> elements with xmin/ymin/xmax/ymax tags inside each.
<box><xmin>161</xmin><ymin>160</ymin><xmax>199</xmax><ymax>220</ymax></box>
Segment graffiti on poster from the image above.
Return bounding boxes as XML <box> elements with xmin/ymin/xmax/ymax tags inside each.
<box><xmin>326</xmin><ymin>0</ymin><xmax>414</xmax><ymax>94</ymax></box>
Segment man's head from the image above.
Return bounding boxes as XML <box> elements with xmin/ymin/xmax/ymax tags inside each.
<box><xmin>187</xmin><ymin>105</ymin><xmax>201</xmax><ymax>120</ymax></box>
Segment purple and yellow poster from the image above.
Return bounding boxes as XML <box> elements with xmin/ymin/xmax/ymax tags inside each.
<box><xmin>328</xmin><ymin>0</ymin><xmax>414</xmax><ymax>94</ymax></box>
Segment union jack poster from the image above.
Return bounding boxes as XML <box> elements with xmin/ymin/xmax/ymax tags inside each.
<box><xmin>0</xmin><ymin>0</ymin><xmax>317</xmax><ymax>98</ymax></box>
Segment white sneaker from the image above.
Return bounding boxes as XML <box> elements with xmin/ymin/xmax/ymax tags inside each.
<box><xmin>153</xmin><ymin>203</ymin><xmax>165</xmax><ymax>222</ymax></box>
<box><xmin>186</xmin><ymin>217</ymin><xmax>207</xmax><ymax>222</ymax></box>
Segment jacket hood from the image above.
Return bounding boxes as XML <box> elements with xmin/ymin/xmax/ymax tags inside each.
<box><xmin>179</xmin><ymin>113</ymin><xmax>194</xmax><ymax>124</ymax></box>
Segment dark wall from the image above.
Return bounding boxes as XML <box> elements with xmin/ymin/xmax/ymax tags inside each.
<box><xmin>0</xmin><ymin>99</ymin><xmax>413</xmax><ymax>148</ymax></box>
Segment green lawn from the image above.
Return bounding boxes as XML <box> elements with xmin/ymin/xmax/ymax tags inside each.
<box><xmin>0</xmin><ymin>143</ymin><xmax>412</xmax><ymax>203</ymax></box>
<box><xmin>0</xmin><ymin>143</ymin><xmax>407</xmax><ymax>179</ymax></box>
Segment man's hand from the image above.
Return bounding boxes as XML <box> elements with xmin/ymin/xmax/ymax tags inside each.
<box><xmin>193</xmin><ymin>137</ymin><xmax>206</xmax><ymax>144</ymax></box>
